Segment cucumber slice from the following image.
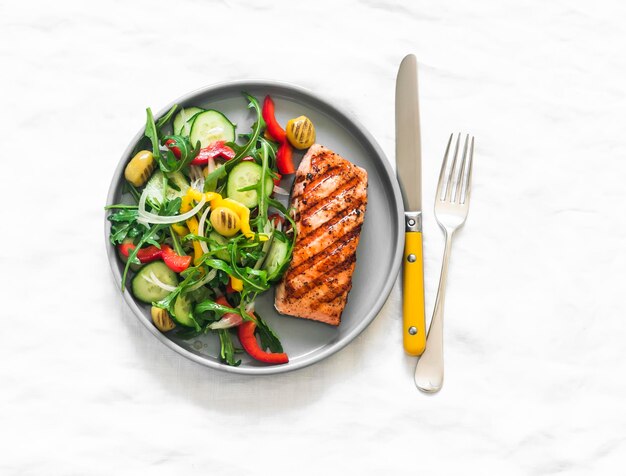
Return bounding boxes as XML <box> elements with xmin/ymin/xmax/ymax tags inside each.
<box><xmin>189</xmin><ymin>110</ymin><xmax>235</xmax><ymax>148</ymax></box>
<box><xmin>208</xmin><ymin>231</ymin><xmax>230</xmax><ymax>261</ymax></box>
<box><xmin>227</xmin><ymin>162</ymin><xmax>273</xmax><ymax>208</ymax></box>
<box><xmin>263</xmin><ymin>235</ymin><xmax>289</xmax><ymax>279</ymax></box>
<box><xmin>132</xmin><ymin>262</ymin><xmax>178</xmax><ymax>303</ymax></box>
<box><xmin>173</xmin><ymin>107</ymin><xmax>204</xmax><ymax>136</ymax></box>
<box><xmin>167</xmin><ymin>170</ymin><xmax>190</xmax><ymax>194</ymax></box>
<box><xmin>144</xmin><ymin>170</ymin><xmax>190</xmax><ymax>208</ymax></box>
<box><xmin>172</xmin><ymin>293</ymin><xmax>196</xmax><ymax>328</ymax></box>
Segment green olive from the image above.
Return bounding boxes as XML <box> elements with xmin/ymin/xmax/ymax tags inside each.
<box><xmin>210</xmin><ymin>207</ymin><xmax>241</xmax><ymax>237</ymax></box>
<box><xmin>286</xmin><ymin>115</ymin><xmax>315</xmax><ymax>149</ymax></box>
<box><xmin>151</xmin><ymin>306</ymin><xmax>176</xmax><ymax>332</ymax></box>
<box><xmin>124</xmin><ymin>150</ymin><xmax>155</xmax><ymax>187</ymax></box>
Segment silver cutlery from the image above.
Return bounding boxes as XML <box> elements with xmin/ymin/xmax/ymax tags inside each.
<box><xmin>415</xmin><ymin>133</ymin><xmax>475</xmax><ymax>393</ymax></box>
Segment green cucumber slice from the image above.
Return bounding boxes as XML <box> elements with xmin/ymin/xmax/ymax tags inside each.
<box><xmin>131</xmin><ymin>262</ymin><xmax>178</xmax><ymax>303</ymax></box>
<box><xmin>226</xmin><ymin>161</ymin><xmax>273</xmax><ymax>208</ymax></box>
<box><xmin>263</xmin><ymin>235</ymin><xmax>289</xmax><ymax>279</ymax></box>
<box><xmin>144</xmin><ymin>170</ymin><xmax>189</xmax><ymax>208</ymax></box>
<box><xmin>208</xmin><ymin>231</ymin><xmax>230</xmax><ymax>261</ymax></box>
<box><xmin>172</xmin><ymin>293</ymin><xmax>196</xmax><ymax>328</ymax></box>
<box><xmin>189</xmin><ymin>110</ymin><xmax>235</xmax><ymax>148</ymax></box>
<box><xmin>173</xmin><ymin>107</ymin><xmax>204</xmax><ymax>136</ymax></box>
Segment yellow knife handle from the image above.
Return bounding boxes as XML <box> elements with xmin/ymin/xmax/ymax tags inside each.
<box><xmin>403</xmin><ymin>231</ymin><xmax>426</xmax><ymax>356</ymax></box>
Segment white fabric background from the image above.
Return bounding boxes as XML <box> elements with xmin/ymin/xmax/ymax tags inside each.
<box><xmin>1</xmin><ymin>0</ymin><xmax>625</xmax><ymax>474</ymax></box>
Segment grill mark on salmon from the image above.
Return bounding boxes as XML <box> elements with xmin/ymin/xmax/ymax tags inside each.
<box><xmin>274</xmin><ymin>144</ymin><xmax>367</xmax><ymax>326</ymax></box>
<box><xmin>287</xmin><ymin>253</ymin><xmax>357</xmax><ymax>300</ymax></box>
<box><xmin>297</xmin><ymin>175</ymin><xmax>364</xmax><ymax>233</ymax></box>
<box><xmin>283</xmin><ymin>228</ymin><xmax>361</xmax><ymax>297</ymax></box>
<box><xmin>289</xmin><ymin>209</ymin><xmax>363</xmax><ymax>269</ymax></box>
<box><xmin>285</xmin><ymin>227</ymin><xmax>361</xmax><ymax>282</ymax></box>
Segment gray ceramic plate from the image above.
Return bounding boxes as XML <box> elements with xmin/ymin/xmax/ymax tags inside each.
<box><xmin>105</xmin><ymin>80</ymin><xmax>404</xmax><ymax>375</ymax></box>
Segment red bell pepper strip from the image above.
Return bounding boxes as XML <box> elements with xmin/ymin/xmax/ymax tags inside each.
<box><xmin>276</xmin><ymin>142</ymin><xmax>295</xmax><ymax>175</ymax></box>
<box><xmin>118</xmin><ymin>243</ymin><xmax>163</xmax><ymax>263</ymax></box>
<box><xmin>190</xmin><ymin>141</ymin><xmax>235</xmax><ymax>165</ymax></box>
<box><xmin>165</xmin><ymin>139</ymin><xmax>181</xmax><ymax>159</ymax></box>
<box><xmin>161</xmin><ymin>245</ymin><xmax>192</xmax><ymax>273</ymax></box>
<box><xmin>262</xmin><ymin>95</ymin><xmax>295</xmax><ymax>174</ymax></box>
<box><xmin>238</xmin><ymin>321</ymin><xmax>289</xmax><ymax>364</ymax></box>
<box><xmin>262</xmin><ymin>96</ymin><xmax>287</xmax><ymax>143</ymax></box>
<box><xmin>242</xmin><ymin>156</ymin><xmax>255</xmax><ymax>162</ymax></box>
<box><xmin>273</xmin><ymin>172</ymin><xmax>282</xmax><ymax>186</ymax></box>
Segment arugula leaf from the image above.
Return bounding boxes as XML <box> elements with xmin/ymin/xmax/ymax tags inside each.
<box><xmin>203</xmin><ymin>165</ymin><xmax>227</xmax><ymax>193</ymax></box>
<box><xmin>145</xmin><ymin>108</ymin><xmax>160</xmax><ymax>159</ymax></box>
<box><xmin>257</xmin><ymin>140</ymin><xmax>270</xmax><ymax>226</ymax></box>
<box><xmin>107</xmin><ymin>208</ymin><xmax>162</xmax><ymax>246</ymax></box>
<box><xmin>145</xmin><ymin>107</ymin><xmax>200</xmax><ymax>175</ymax></box>
<box><xmin>233</xmin><ymin>92</ymin><xmax>263</xmax><ymax>160</ymax></box>
<box><xmin>202</xmin><ymin>247</ymin><xmax>269</xmax><ymax>293</ymax></box>
<box><xmin>194</xmin><ymin>300</ymin><xmax>242</xmax><ymax>318</ymax></box>
<box><xmin>255</xmin><ymin>313</ymin><xmax>284</xmax><ymax>353</ymax></box>
<box><xmin>218</xmin><ymin>329</ymin><xmax>241</xmax><ymax>366</ymax></box>
<box><xmin>169</xmin><ymin>226</ymin><xmax>185</xmax><ymax>256</ymax></box>
<box><xmin>156</xmin><ymin>105</ymin><xmax>178</xmax><ymax>131</ymax></box>
<box><xmin>159</xmin><ymin>135</ymin><xmax>200</xmax><ymax>173</ymax></box>
<box><xmin>161</xmin><ymin>196</ymin><xmax>182</xmax><ymax>215</ymax></box>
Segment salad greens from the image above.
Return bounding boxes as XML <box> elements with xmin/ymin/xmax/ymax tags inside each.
<box><xmin>107</xmin><ymin>92</ymin><xmax>296</xmax><ymax>366</ymax></box>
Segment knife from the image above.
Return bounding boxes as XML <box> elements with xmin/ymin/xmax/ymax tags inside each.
<box><xmin>396</xmin><ymin>54</ymin><xmax>427</xmax><ymax>356</ymax></box>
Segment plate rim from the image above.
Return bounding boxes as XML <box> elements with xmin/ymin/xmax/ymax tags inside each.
<box><xmin>104</xmin><ymin>79</ymin><xmax>404</xmax><ymax>375</ymax></box>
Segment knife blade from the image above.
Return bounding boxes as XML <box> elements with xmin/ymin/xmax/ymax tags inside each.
<box><xmin>396</xmin><ymin>54</ymin><xmax>427</xmax><ymax>356</ymax></box>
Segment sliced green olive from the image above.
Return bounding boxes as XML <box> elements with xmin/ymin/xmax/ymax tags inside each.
<box><xmin>151</xmin><ymin>306</ymin><xmax>176</xmax><ymax>332</ymax></box>
<box><xmin>210</xmin><ymin>207</ymin><xmax>241</xmax><ymax>237</ymax></box>
<box><xmin>286</xmin><ymin>115</ymin><xmax>315</xmax><ymax>149</ymax></box>
<box><xmin>124</xmin><ymin>150</ymin><xmax>155</xmax><ymax>187</ymax></box>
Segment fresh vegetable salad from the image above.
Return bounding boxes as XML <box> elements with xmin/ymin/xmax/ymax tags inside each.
<box><xmin>106</xmin><ymin>93</ymin><xmax>309</xmax><ymax>366</ymax></box>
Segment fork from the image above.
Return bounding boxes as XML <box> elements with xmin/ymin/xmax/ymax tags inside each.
<box><xmin>415</xmin><ymin>133</ymin><xmax>474</xmax><ymax>393</ymax></box>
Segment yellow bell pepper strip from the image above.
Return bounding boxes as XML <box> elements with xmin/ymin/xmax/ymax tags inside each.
<box><xmin>180</xmin><ymin>191</ymin><xmax>217</xmax><ymax>265</ymax></box>
<box><xmin>230</xmin><ymin>276</ymin><xmax>244</xmax><ymax>292</ymax></box>
<box><xmin>171</xmin><ymin>223</ymin><xmax>189</xmax><ymax>237</ymax></box>
<box><xmin>186</xmin><ymin>189</ymin><xmax>221</xmax><ymax>206</ymax></box>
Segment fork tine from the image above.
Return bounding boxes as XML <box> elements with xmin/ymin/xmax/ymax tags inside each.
<box><xmin>444</xmin><ymin>133</ymin><xmax>461</xmax><ymax>201</ymax></box>
<box><xmin>461</xmin><ymin>136</ymin><xmax>474</xmax><ymax>204</ymax></box>
<box><xmin>436</xmin><ymin>133</ymin><xmax>454</xmax><ymax>200</ymax></box>
<box><xmin>453</xmin><ymin>134</ymin><xmax>469</xmax><ymax>203</ymax></box>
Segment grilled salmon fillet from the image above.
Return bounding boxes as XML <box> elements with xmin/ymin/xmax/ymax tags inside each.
<box><xmin>274</xmin><ymin>144</ymin><xmax>368</xmax><ymax>326</ymax></box>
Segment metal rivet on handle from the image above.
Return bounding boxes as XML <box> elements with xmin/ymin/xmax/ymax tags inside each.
<box><xmin>408</xmin><ymin>218</ymin><xmax>416</xmax><ymax>226</ymax></box>
<box><xmin>407</xmin><ymin>254</ymin><xmax>416</xmax><ymax>263</ymax></box>
<box><xmin>408</xmin><ymin>326</ymin><xmax>417</xmax><ymax>335</ymax></box>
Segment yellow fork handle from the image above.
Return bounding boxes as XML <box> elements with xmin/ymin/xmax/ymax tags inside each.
<box><xmin>403</xmin><ymin>231</ymin><xmax>427</xmax><ymax>356</ymax></box>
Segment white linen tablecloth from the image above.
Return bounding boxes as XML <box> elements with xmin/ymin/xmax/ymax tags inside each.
<box><xmin>2</xmin><ymin>0</ymin><xmax>625</xmax><ymax>474</ymax></box>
